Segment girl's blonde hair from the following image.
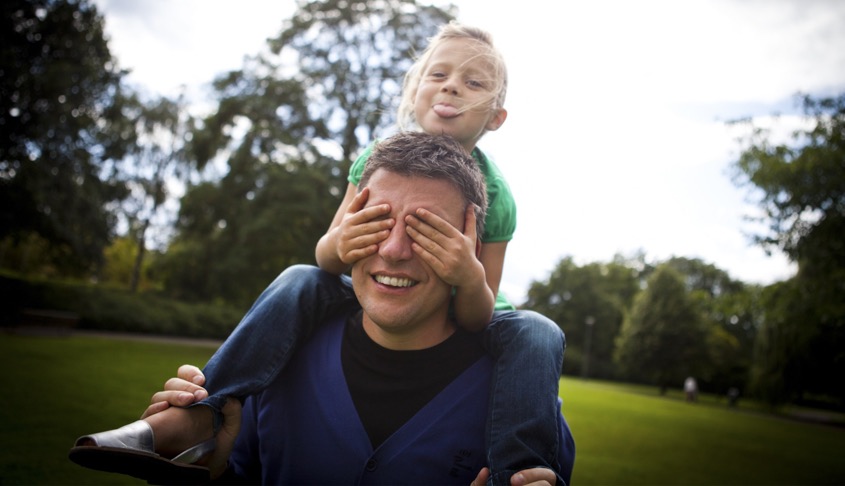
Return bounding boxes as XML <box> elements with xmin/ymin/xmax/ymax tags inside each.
<box><xmin>397</xmin><ymin>22</ymin><xmax>508</xmax><ymax>131</ymax></box>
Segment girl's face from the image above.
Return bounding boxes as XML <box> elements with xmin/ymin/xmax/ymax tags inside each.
<box><xmin>413</xmin><ymin>38</ymin><xmax>507</xmax><ymax>152</ymax></box>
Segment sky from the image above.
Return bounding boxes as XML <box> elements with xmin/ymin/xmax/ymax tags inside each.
<box><xmin>93</xmin><ymin>0</ymin><xmax>845</xmax><ymax>304</ymax></box>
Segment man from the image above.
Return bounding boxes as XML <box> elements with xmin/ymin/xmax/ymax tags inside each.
<box><xmin>112</xmin><ymin>133</ymin><xmax>575</xmax><ymax>484</ymax></box>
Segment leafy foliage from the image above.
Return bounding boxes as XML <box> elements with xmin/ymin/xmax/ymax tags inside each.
<box><xmin>524</xmin><ymin>255</ymin><xmax>644</xmax><ymax>379</ymax></box>
<box><xmin>160</xmin><ymin>157</ymin><xmax>342</xmax><ymax>306</ymax></box>
<box><xmin>114</xmin><ymin>94</ymin><xmax>196</xmax><ymax>291</ymax></box>
<box><xmin>524</xmin><ymin>254</ymin><xmax>756</xmax><ymax>389</ymax></box>
<box><xmin>0</xmin><ymin>0</ymin><xmax>129</xmax><ymax>274</ymax></box>
<box><xmin>101</xmin><ymin>236</ymin><xmax>155</xmax><ymax>290</ymax></box>
<box><xmin>614</xmin><ymin>264</ymin><xmax>710</xmax><ymax>390</ymax></box>
<box><xmin>1</xmin><ymin>272</ymin><xmax>242</xmax><ymax>338</ymax></box>
<box><xmin>732</xmin><ymin>93</ymin><xmax>845</xmax><ymax>406</ymax></box>
<box><xmin>271</xmin><ymin>0</ymin><xmax>455</xmax><ymax>161</ymax></box>
<box><xmin>732</xmin><ymin>94</ymin><xmax>845</xmax><ymax>265</ymax></box>
<box><xmin>162</xmin><ymin>0</ymin><xmax>454</xmax><ymax>306</ymax></box>
<box><xmin>661</xmin><ymin>256</ymin><xmax>757</xmax><ymax>391</ymax></box>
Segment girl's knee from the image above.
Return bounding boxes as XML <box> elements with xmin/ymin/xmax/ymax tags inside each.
<box><xmin>495</xmin><ymin>310</ymin><xmax>564</xmax><ymax>351</ymax></box>
<box><xmin>280</xmin><ymin>264</ymin><xmax>319</xmax><ymax>278</ymax></box>
<box><xmin>519</xmin><ymin>311</ymin><xmax>563</xmax><ymax>340</ymax></box>
<box><xmin>267</xmin><ymin>265</ymin><xmax>325</xmax><ymax>295</ymax></box>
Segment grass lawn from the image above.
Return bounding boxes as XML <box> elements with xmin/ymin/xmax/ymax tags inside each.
<box><xmin>1</xmin><ymin>332</ymin><xmax>217</xmax><ymax>485</ymax></box>
<box><xmin>2</xmin><ymin>331</ymin><xmax>844</xmax><ymax>485</ymax></box>
<box><xmin>562</xmin><ymin>379</ymin><xmax>845</xmax><ymax>484</ymax></box>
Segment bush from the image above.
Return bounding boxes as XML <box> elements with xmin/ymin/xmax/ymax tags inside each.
<box><xmin>0</xmin><ymin>273</ymin><xmax>244</xmax><ymax>339</ymax></box>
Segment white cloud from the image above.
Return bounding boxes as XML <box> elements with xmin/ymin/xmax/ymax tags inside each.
<box><xmin>97</xmin><ymin>0</ymin><xmax>294</xmax><ymax>97</ymax></box>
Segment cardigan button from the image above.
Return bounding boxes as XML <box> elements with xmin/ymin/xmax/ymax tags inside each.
<box><xmin>366</xmin><ymin>459</ymin><xmax>377</xmax><ymax>471</ymax></box>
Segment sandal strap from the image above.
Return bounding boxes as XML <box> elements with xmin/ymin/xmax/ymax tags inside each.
<box><xmin>75</xmin><ymin>420</ymin><xmax>156</xmax><ymax>455</ymax></box>
<box><xmin>74</xmin><ymin>420</ymin><xmax>216</xmax><ymax>465</ymax></box>
<box><xmin>172</xmin><ymin>438</ymin><xmax>217</xmax><ymax>465</ymax></box>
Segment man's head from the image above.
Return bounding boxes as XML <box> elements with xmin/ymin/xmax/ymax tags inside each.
<box><xmin>359</xmin><ymin>132</ymin><xmax>487</xmax><ymax>237</ymax></box>
<box><xmin>354</xmin><ymin>132</ymin><xmax>487</xmax><ymax>349</ymax></box>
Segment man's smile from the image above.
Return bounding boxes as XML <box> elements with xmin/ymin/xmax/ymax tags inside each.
<box><xmin>374</xmin><ymin>274</ymin><xmax>418</xmax><ymax>288</ymax></box>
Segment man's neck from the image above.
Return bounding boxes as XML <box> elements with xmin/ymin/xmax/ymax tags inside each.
<box><xmin>361</xmin><ymin>315</ymin><xmax>456</xmax><ymax>351</ymax></box>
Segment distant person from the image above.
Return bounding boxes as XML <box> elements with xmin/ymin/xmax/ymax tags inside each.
<box><xmin>70</xmin><ymin>22</ymin><xmax>568</xmax><ymax>486</ymax></box>
<box><xmin>71</xmin><ymin>133</ymin><xmax>575</xmax><ymax>484</ymax></box>
<box><xmin>727</xmin><ymin>387</ymin><xmax>740</xmax><ymax>407</ymax></box>
<box><xmin>684</xmin><ymin>376</ymin><xmax>698</xmax><ymax>402</ymax></box>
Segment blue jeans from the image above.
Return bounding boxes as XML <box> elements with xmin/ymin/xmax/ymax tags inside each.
<box><xmin>484</xmin><ymin>310</ymin><xmax>567</xmax><ymax>486</ymax></box>
<box><xmin>200</xmin><ymin>265</ymin><xmax>566</xmax><ymax>485</ymax></box>
<box><xmin>199</xmin><ymin>265</ymin><xmax>357</xmax><ymax>415</ymax></box>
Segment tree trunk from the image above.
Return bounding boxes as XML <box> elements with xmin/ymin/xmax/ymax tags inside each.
<box><xmin>130</xmin><ymin>219</ymin><xmax>150</xmax><ymax>293</ymax></box>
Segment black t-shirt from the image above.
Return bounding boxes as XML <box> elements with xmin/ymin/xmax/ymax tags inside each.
<box><xmin>341</xmin><ymin>311</ymin><xmax>486</xmax><ymax>449</ymax></box>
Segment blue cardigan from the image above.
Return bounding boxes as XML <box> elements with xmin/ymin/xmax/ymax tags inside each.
<box><xmin>229</xmin><ymin>315</ymin><xmax>574</xmax><ymax>484</ymax></box>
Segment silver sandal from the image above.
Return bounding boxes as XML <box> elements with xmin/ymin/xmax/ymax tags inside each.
<box><xmin>68</xmin><ymin>420</ymin><xmax>215</xmax><ymax>485</ymax></box>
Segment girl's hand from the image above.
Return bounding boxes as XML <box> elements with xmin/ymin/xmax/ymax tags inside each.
<box><xmin>335</xmin><ymin>187</ymin><xmax>394</xmax><ymax>265</ymax></box>
<box><xmin>406</xmin><ymin>204</ymin><xmax>484</xmax><ymax>288</ymax></box>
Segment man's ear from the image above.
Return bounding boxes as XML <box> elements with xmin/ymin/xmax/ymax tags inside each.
<box><xmin>485</xmin><ymin>108</ymin><xmax>508</xmax><ymax>132</ymax></box>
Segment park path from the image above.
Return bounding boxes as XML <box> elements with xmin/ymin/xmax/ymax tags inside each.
<box><xmin>4</xmin><ymin>325</ymin><xmax>224</xmax><ymax>348</ymax></box>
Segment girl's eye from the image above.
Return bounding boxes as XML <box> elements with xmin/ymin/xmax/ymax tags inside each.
<box><xmin>430</xmin><ymin>72</ymin><xmax>447</xmax><ymax>79</ymax></box>
<box><xmin>467</xmin><ymin>79</ymin><xmax>485</xmax><ymax>89</ymax></box>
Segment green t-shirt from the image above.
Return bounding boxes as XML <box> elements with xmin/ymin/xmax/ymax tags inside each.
<box><xmin>348</xmin><ymin>141</ymin><xmax>517</xmax><ymax>310</ymax></box>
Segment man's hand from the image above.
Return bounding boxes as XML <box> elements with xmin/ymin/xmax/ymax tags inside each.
<box><xmin>508</xmin><ymin>467</ymin><xmax>557</xmax><ymax>486</ymax></box>
<box><xmin>406</xmin><ymin>204</ymin><xmax>484</xmax><ymax>288</ymax></box>
<box><xmin>471</xmin><ymin>467</ymin><xmax>557</xmax><ymax>486</ymax></box>
<box><xmin>206</xmin><ymin>397</ymin><xmax>241</xmax><ymax>479</ymax></box>
<box><xmin>335</xmin><ymin>187</ymin><xmax>394</xmax><ymax>265</ymax></box>
<box><xmin>138</xmin><ymin>365</ymin><xmax>240</xmax><ymax>479</ymax></box>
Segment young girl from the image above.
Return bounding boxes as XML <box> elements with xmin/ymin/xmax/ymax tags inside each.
<box><xmin>71</xmin><ymin>22</ymin><xmax>569</xmax><ymax>486</ymax></box>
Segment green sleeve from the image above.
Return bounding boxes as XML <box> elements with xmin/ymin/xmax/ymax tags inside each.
<box><xmin>348</xmin><ymin>142</ymin><xmax>375</xmax><ymax>186</ymax></box>
<box><xmin>474</xmin><ymin>149</ymin><xmax>517</xmax><ymax>244</ymax></box>
<box><xmin>473</xmin><ymin>149</ymin><xmax>518</xmax><ymax>310</ymax></box>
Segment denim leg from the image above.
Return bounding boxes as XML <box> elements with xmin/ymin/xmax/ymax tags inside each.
<box><xmin>198</xmin><ymin>265</ymin><xmax>357</xmax><ymax>418</ymax></box>
<box><xmin>483</xmin><ymin>310</ymin><xmax>566</xmax><ymax>486</ymax></box>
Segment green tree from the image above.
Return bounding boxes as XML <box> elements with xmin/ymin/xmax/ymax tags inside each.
<box><xmin>748</xmin><ymin>279</ymin><xmax>812</xmax><ymax>406</ymax></box>
<box><xmin>705</xmin><ymin>281</ymin><xmax>760</xmax><ymax>393</ymax></box>
<box><xmin>271</xmin><ymin>0</ymin><xmax>455</xmax><ymax>162</ymax></box>
<box><xmin>162</xmin><ymin>53</ymin><xmax>339</xmax><ymax>305</ymax></box>
<box><xmin>662</xmin><ymin>257</ymin><xmax>756</xmax><ymax>393</ymax></box>
<box><xmin>101</xmin><ymin>236</ymin><xmax>157</xmax><ymax>291</ymax></box>
<box><xmin>160</xmin><ymin>155</ymin><xmax>341</xmax><ymax>306</ymax></box>
<box><xmin>614</xmin><ymin>264</ymin><xmax>710</xmax><ymax>392</ymax></box>
<box><xmin>116</xmin><ymin>94</ymin><xmax>195</xmax><ymax>292</ymax></box>
<box><xmin>524</xmin><ymin>255</ymin><xmax>643</xmax><ymax>378</ymax></box>
<box><xmin>0</xmin><ymin>0</ymin><xmax>129</xmax><ymax>275</ymax></box>
<box><xmin>731</xmin><ymin>93</ymin><xmax>845</xmax><ymax>406</ymax></box>
<box><xmin>162</xmin><ymin>0</ymin><xmax>454</xmax><ymax>305</ymax></box>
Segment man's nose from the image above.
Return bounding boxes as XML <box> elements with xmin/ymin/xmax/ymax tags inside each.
<box><xmin>378</xmin><ymin>222</ymin><xmax>414</xmax><ymax>262</ymax></box>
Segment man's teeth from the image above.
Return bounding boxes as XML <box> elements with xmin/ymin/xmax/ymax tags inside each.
<box><xmin>375</xmin><ymin>275</ymin><xmax>416</xmax><ymax>288</ymax></box>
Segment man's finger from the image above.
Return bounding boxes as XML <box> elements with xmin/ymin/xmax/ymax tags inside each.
<box><xmin>511</xmin><ymin>467</ymin><xmax>556</xmax><ymax>486</ymax></box>
<box><xmin>470</xmin><ymin>467</ymin><xmax>490</xmax><ymax>486</ymax></box>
